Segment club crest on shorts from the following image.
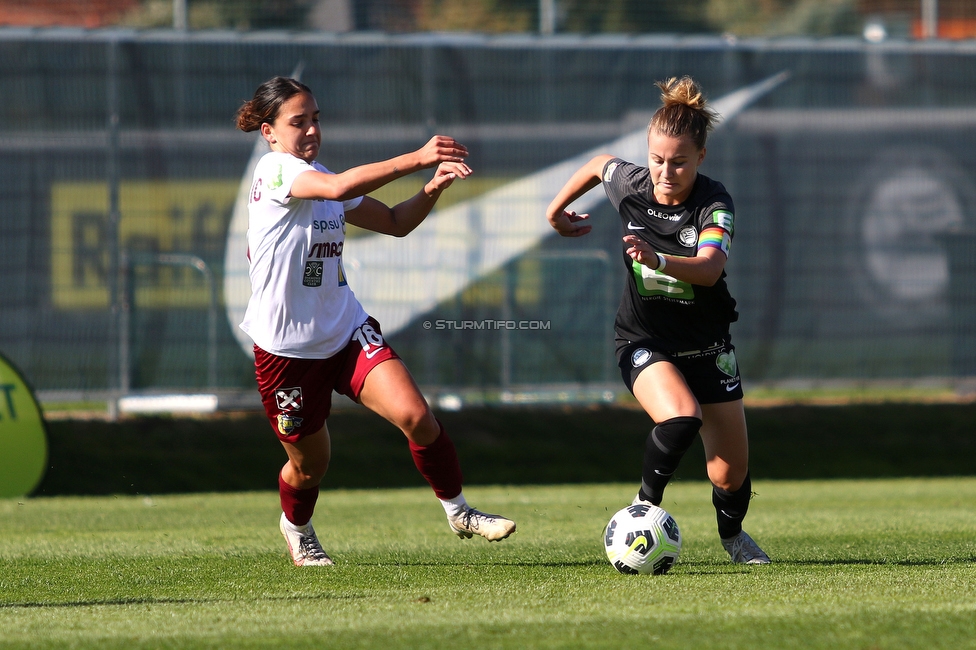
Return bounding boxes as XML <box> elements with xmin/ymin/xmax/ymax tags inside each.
<box><xmin>275</xmin><ymin>387</ymin><xmax>303</xmax><ymax>411</ymax></box>
<box><xmin>631</xmin><ymin>348</ymin><xmax>651</xmax><ymax>368</ymax></box>
<box><xmin>276</xmin><ymin>414</ymin><xmax>303</xmax><ymax>436</ymax></box>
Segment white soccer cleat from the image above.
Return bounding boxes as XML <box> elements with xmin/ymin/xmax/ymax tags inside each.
<box><xmin>721</xmin><ymin>530</ymin><xmax>771</xmax><ymax>565</ymax></box>
<box><xmin>631</xmin><ymin>493</ymin><xmax>654</xmax><ymax>506</ymax></box>
<box><xmin>448</xmin><ymin>506</ymin><xmax>516</xmax><ymax>542</ymax></box>
<box><xmin>279</xmin><ymin>513</ymin><xmax>334</xmax><ymax>566</ymax></box>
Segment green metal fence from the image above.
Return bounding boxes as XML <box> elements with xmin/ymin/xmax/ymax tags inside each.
<box><xmin>2</xmin><ymin>30</ymin><xmax>975</xmax><ymax>402</ymax></box>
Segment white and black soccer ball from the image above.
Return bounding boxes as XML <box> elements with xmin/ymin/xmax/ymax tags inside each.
<box><xmin>604</xmin><ymin>503</ymin><xmax>681</xmax><ymax>575</ymax></box>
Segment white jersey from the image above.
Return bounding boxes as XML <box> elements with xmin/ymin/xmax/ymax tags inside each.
<box><xmin>240</xmin><ymin>151</ymin><xmax>367</xmax><ymax>358</ymax></box>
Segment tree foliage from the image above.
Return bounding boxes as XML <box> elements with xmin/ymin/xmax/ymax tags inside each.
<box><xmin>706</xmin><ymin>0</ymin><xmax>859</xmax><ymax>37</ymax></box>
<box><xmin>118</xmin><ymin>0</ymin><xmax>863</xmax><ymax>36</ymax></box>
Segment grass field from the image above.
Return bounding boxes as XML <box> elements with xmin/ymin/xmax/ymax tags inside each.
<box><xmin>2</xmin><ymin>478</ymin><xmax>976</xmax><ymax>649</ymax></box>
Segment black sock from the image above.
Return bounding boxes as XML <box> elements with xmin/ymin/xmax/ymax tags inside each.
<box><xmin>639</xmin><ymin>416</ymin><xmax>702</xmax><ymax>505</ymax></box>
<box><xmin>713</xmin><ymin>472</ymin><xmax>752</xmax><ymax>539</ymax></box>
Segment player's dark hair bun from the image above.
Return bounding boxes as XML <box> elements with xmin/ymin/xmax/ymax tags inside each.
<box><xmin>235</xmin><ymin>76</ymin><xmax>312</xmax><ymax>132</ymax></box>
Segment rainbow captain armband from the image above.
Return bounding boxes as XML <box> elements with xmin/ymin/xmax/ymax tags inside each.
<box><xmin>697</xmin><ymin>227</ymin><xmax>731</xmax><ymax>257</ymax></box>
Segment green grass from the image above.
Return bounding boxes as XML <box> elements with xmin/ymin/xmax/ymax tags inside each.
<box><xmin>2</xmin><ymin>479</ymin><xmax>976</xmax><ymax>649</ymax></box>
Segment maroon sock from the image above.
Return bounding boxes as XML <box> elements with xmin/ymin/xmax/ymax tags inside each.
<box><xmin>409</xmin><ymin>421</ymin><xmax>463</xmax><ymax>500</ymax></box>
<box><xmin>279</xmin><ymin>472</ymin><xmax>319</xmax><ymax>526</ymax></box>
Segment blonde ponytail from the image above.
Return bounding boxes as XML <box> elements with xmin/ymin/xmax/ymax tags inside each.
<box><xmin>648</xmin><ymin>76</ymin><xmax>717</xmax><ymax>149</ymax></box>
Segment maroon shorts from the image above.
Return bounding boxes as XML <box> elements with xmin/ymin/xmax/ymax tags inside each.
<box><xmin>254</xmin><ymin>317</ymin><xmax>400</xmax><ymax>444</ymax></box>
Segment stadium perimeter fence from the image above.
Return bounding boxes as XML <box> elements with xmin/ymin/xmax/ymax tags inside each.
<box><xmin>2</xmin><ymin>29</ymin><xmax>976</xmax><ymax>411</ymax></box>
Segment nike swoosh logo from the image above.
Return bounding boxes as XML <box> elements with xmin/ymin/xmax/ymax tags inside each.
<box><xmin>364</xmin><ymin>346</ymin><xmax>386</xmax><ymax>359</ymax></box>
<box><xmin>627</xmin><ymin>222</ymin><xmax>646</xmax><ymax>230</ymax></box>
<box><xmin>726</xmin><ymin>382</ymin><xmax>740</xmax><ymax>392</ymax></box>
<box><xmin>224</xmin><ymin>72</ymin><xmax>790</xmax><ymax>354</ymax></box>
<box><xmin>622</xmin><ymin>535</ymin><xmax>648</xmax><ymax>560</ymax></box>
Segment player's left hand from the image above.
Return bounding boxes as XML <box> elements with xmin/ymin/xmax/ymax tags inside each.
<box><xmin>425</xmin><ymin>161</ymin><xmax>471</xmax><ymax>196</ymax></box>
<box><xmin>623</xmin><ymin>234</ymin><xmax>658</xmax><ymax>267</ymax></box>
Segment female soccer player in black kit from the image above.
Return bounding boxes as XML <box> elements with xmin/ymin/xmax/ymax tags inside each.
<box><xmin>546</xmin><ymin>76</ymin><xmax>769</xmax><ymax>564</ymax></box>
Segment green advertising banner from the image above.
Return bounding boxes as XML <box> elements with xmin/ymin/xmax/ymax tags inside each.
<box><xmin>0</xmin><ymin>353</ymin><xmax>48</xmax><ymax>498</ymax></box>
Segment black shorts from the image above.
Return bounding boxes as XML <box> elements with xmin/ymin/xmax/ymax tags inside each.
<box><xmin>616</xmin><ymin>339</ymin><xmax>743</xmax><ymax>404</ymax></box>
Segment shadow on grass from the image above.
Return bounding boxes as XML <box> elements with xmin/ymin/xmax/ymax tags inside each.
<box><xmin>0</xmin><ymin>592</ymin><xmax>369</xmax><ymax>609</ymax></box>
<box><xmin>786</xmin><ymin>556</ymin><xmax>976</xmax><ymax>567</ymax></box>
<box><xmin>353</xmin><ymin>558</ymin><xmax>608</xmax><ymax>568</ymax></box>
<box><xmin>676</xmin><ymin>555</ymin><xmax>976</xmax><ymax>574</ymax></box>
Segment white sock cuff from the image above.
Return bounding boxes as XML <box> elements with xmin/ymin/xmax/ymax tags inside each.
<box><xmin>439</xmin><ymin>491</ymin><xmax>467</xmax><ymax>518</ymax></box>
<box><xmin>281</xmin><ymin>513</ymin><xmax>312</xmax><ymax>533</ymax></box>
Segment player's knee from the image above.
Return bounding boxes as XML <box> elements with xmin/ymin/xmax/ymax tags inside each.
<box><xmin>400</xmin><ymin>407</ymin><xmax>438</xmax><ymax>445</ymax></box>
<box><xmin>707</xmin><ymin>464</ymin><xmax>748</xmax><ymax>493</ymax></box>
<box><xmin>291</xmin><ymin>457</ymin><xmax>329</xmax><ymax>484</ymax></box>
<box><xmin>648</xmin><ymin>416</ymin><xmax>702</xmax><ymax>458</ymax></box>
<box><xmin>711</xmin><ymin>470</ymin><xmax>750</xmax><ymax>497</ymax></box>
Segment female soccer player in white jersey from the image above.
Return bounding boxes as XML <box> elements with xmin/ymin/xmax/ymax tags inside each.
<box><xmin>236</xmin><ymin>77</ymin><xmax>515</xmax><ymax>566</ymax></box>
<box><xmin>546</xmin><ymin>76</ymin><xmax>769</xmax><ymax>564</ymax></box>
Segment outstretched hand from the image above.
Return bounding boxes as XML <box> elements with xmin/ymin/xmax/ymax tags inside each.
<box><xmin>425</xmin><ymin>161</ymin><xmax>471</xmax><ymax>196</ymax></box>
<box><xmin>623</xmin><ymin>234</ymin><xmax>658</xmax><ymax>267</ymax></box>
<box><xmin>549</xmin><ymin>210</ymin><xmax>592</xmax><ymax>238</ymax></box>
<box><xmin>417</xmin><ymin>135</ymin><xmax>469</xmax><ymax>168</ymax></box>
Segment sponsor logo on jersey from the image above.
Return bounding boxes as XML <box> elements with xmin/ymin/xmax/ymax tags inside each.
<box><xmin>677</xmin><ymin>226</ymin><xmax>698</xmax><ymax>247</ymax></box>
<box><xmin>647</xmin><ymin>208</ymin><xmax>682</xmax><ymax>221</ymax></box>
<box><xmin>309</xmin><ymin>241</ymin><xmax>344</xmax><ymax>258</ymax></box>
<box><xmin>276</xmin><ymin>414</ymin><xmax>304</xmax><ymax>436</ymax></box>
<box><xmin>627</xmin><ymin>222</ymin><xmax>646</xmax><ymax>231</ymax></box>
<box><xmin>631</xmin><ymin>348</ymin><xmax>652</xmax><ymax>368</ymax></box>
<box><xmin>266</xmin><ymin>164</ymin><xmax>284</xmax><ymax>190</ymax></box>
<box><xmin>632</xmin><ymin>260</ymin><xmax>695</xmax><ymax>300</ymax></box>
<box><xmin>711</xmin><ymin>210</ymin><xmax>734</xmax><ymax>235</ymax></box>
<box><xmin>603</xmin><ymin>162</ymin><xmax>619</xmax><ymax>182</ymax></box>
<box><xmin>313</xmin><ymin>216</ymin><xmax>345</xmax><ymax>232</ymax></box>
<box><xmin>303</xmin><ymin>260</ymin><xmax>323</xmax><ymax>287</ymax></box>
<box><xmin>275</xmin><ymin>387</ymin><xmax>303</xmax><ymax>411</ymax></box>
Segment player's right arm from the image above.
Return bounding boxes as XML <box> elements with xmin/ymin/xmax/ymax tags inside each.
<box><xmin>289</xmin><ymin>135</ymin><xmax>468</xmax><ymax>202</ymax></box>
<box><xmin>546</xmin><ymin>154</ymin><xmax>613</xmax><ymax>238</ymax></box>
<box><xmin>346</xmin><ymin>161</ymin><xmax>471</xmax><ymax>237</ymax></box>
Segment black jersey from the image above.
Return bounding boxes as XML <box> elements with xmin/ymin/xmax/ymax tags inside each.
<box><xmin>602</xmin><ymin>157</ymin><xmax>738</xmax><ymax>351</ymax></box>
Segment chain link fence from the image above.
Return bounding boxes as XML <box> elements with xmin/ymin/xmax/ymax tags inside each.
<box><xmin>2</xmin><ymin>29</ymin><xmax>975</xmax><ymax>408</ymax></box>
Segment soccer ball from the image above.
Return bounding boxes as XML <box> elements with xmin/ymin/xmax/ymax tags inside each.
<box><xmin>604</xmin><ymin>503</ymin><xmax>681</xmax><ymax>575</ymax></box>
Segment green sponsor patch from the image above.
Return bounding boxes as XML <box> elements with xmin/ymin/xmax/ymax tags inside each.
<box><xmin>0</xmin><ymin>354</ymin><xmax>48</xmax><ymax>497</ymax></box>
<box><xmin>266</xmin><ymin>164</ymin><xmax>284</xmax><ymax>189</ymax></box>
<box><xmin>712</xmin><ymin>210</ymin><xmax>734</xmax><ymax>236</ymax></box>
<box><xmin>716</xmin><ymin>350</ymin><xmax>737</xmax><ymax>377</ymax></box>
<box><xmin>632</xmin><ymin>260</ymin><xmax>694</xmax><ymax>299</ymax></box>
